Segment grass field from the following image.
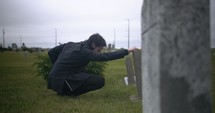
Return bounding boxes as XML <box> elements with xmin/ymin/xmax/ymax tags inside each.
<box><xmin>0</xmin><ymin>51</ymin><xmax>215</xmax><ymax>113</ymax></box>
<box><xmin>0</xmin><ymin>51</ymin><xmax>141</xmax><ymax>113</ymax></box>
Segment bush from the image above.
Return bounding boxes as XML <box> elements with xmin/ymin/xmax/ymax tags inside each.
<box><xmin>0</xmin><ymin>46</ymin><xmax>4</xmax><ymax>52</ymax></box>
<box><xmin>34</xmin><ymin>53</ymin><xmax>108</xmax><ymax>82</ymax></box>
<box><xmin>85</xmin><ymin>61</ymin><xmax>107</xmax><ymax>76</ymax></box>
<box><xmin>33</xmin><ymin>53</ymin><xmax>52</xmax><ymax>82</ymax></box>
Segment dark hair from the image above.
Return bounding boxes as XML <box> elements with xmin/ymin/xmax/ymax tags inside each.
<box><xmin>87</xmin><ymin>33</ymin><xmax>107</xmax><ymax>48</ymax></box>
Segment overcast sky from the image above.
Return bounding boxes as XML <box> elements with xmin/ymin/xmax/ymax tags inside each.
<box><xmin>0</xmin><ymin>0</ymin><xmax>214</xmax><ymax>48</ymax></box>
<box><xmin>0</xmin><ymin>0</ymin><xmax>143</xmax><ymax>48</ymax></box>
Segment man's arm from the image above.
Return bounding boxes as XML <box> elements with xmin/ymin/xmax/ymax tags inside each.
<box><xmin>83</xmin><ymin>47</ymin><xmax>139</xmax><ymax>61</ymax></box>
<box><xmin>85</xmin><ymin>49</ymin><xmax>129</xmax><ymax>61</ymax></box>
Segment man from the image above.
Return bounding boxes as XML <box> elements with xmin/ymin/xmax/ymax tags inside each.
<box><xmin>48</xmin><ymin>33</ymin><xmax>137</xmax><ymax>96</ymax></box>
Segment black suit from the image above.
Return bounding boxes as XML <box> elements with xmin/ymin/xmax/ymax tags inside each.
<box><xmin>48</xmin><ymin>41</ymin><xmax>128</xmax><ymax>96</ymax></box>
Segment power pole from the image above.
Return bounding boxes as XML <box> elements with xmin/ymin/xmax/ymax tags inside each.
<box><xmin>127</xmin><ymin>19</ymin><xmax>130</xmax><ymax>49</ymax></box>
<box><xmin>55</xmin><ymin>28</ymin><xmax>57</xmax><ymax>47</ymax></box>
<box><xmin>111</xmin><ymin>28</ymin><xmax>116</xmax><ymax>51</ymax></box>
<box><xmin>114</xmin><ymin>28</ymin><xmax>116</xmax><ymax>46</ymax></box>
<box><xmin>3</xmin><ymin>28</ymin><xmax>5</xmax><ymax>48</ymax></box>
<box><xmin>20</xmin><ymin>35</ymin><xmax>22</xmax><ymax>48</ymax></box>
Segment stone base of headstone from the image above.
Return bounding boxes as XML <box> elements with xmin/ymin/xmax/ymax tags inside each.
<box><xmin>129</xmin><ymin>95</ymin><xmax>141</xmax><ymax>102</ymax></box>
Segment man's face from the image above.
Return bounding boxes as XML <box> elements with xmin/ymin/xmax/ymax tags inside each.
<box><xmin>93</xmin><ymin>46</ymin><xmax>103</xmax><ymax>53</ymax></box>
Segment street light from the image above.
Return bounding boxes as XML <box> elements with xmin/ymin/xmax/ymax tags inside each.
<box><xmin>127</xmin><ymin>19</ymin><xmax>130</xmax><ymax>49</ymax></box>
<box><xmin>55</xmin><ymin>28</ymin><xmax>57</xmax><ymax>47</ymax></box>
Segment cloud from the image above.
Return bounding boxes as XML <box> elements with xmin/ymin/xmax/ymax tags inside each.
<box><xmin>0</xmin><ymin>0</ymin><xmax>143</xmax><ymax>48</ymax></box>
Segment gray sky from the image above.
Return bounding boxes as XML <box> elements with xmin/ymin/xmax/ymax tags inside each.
<box><xmin>0</xmin><ymin>0</ymin><xmax>214</xmax><ymax>48</ymax></box>
<box><xmin>0</xmin><ymin>0</ymin><xmax>143</xmax><ymax>48</ymax></box>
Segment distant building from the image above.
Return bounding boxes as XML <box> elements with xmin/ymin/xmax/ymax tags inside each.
<box><xmin>112</xmin><ymin>44</ymin><xmax>115</xmax><ymax>51</ymax></box>
<box><xmin>11</xmin><ymin>43</ymin><xmax>18</xmax><ymax>51</ymax></box>
<box><xmin>107</xmin><ymin>43</ymin><xmax>112</xmax><ymax>52</ymax></box>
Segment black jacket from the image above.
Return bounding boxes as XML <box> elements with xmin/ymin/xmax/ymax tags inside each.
<box><xmin>47</xmin><ymin>41</ymin><xmax>129</xmax><ymax>94</ymax></box>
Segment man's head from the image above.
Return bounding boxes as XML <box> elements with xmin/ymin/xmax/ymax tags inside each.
<box><xmin>87</xmin><ymin>33</ymin><xmax>106</xmax><ymax>52</ymax></box>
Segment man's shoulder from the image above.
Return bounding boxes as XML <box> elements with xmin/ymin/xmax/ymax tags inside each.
<box><xmin>80</xmin><ymin>44</ymin><xmax>94</xmax><ymax>54</ymax></box>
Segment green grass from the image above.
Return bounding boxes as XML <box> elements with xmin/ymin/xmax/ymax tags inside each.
<box><xmin>0</xmin><ymin>52</ymin><xmax>141</xmax><ymax>113</ymax></box>
<box><xmin>1</xmin><ymin>50</ymin><xmax>214</xmax><ymax>113</ymax></box>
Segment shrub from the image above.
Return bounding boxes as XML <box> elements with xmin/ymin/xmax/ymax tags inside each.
<box><xmin>34</xmin><ymin>53</ymin><xmax>108</xmax><ymax>82</ymax></box>
<box><xmin>85</xmin><ymin>61</ymin><xmax>108</xmax><ymax>77</ymax></box>
<box><xmin>33</xmin><ymin>53</ymin><xmax>52</xmax><ymax>82</ymax></box>
<box><xmin>0</xmin><ymin>46</ymin><xmax>4</xmax><ymax>52</ymax></box>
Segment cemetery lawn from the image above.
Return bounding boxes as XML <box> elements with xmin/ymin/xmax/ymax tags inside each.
<box><xmin>0</xmin><ymin>51</ymin><xmax>141</xmax><ymax>113</ymax></box>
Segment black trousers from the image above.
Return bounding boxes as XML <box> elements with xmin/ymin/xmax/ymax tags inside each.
<box><xmin>61</xmin><ymin>75</ymin><xmax>105</xmax><ymax>96</ymax></box>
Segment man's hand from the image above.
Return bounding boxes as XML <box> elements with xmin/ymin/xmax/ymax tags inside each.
<box><xmin>128</xmin><ymin>47</ymin><xmax>140</xmax><ymax>53</ymax></box>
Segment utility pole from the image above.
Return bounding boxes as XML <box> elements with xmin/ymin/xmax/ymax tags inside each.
<box><xmin>20</xmin><ymin>35</ymin><xmax>22</xmax><ymax>48</ymax></box>
<box><xmin>3</xmin><ymin>28</ymin><xmax>5</xmax><ymax>48</ymax></box>
<box><xmin>55</xmin><ymin>28</ymin><xmax>57</xmax><ymax>47</ymax></box>
<box><xmin>111</xmin><ymin>28</ymin><xmax>116</xmax><ymax>51</ymax></box>
<box><xmin>114</xmin><ymin>28</ymin><xmax>116</xmax><ymax>46</ymax></box>
<box><xmin>127</xmin><ymin>19</ymin><xmax>130</xmax><ymax>49</ymax></box>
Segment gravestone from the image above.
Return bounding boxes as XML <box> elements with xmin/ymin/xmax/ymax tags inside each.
<box><xmin>24</xmin><ymin>50</ymin><xmax>29</xmax><ymax>58</ymax></box>
<box><xmin>132</xmin><ymin>50</ymin><xmax>142</xmax><ymax>99</ymax></box>
<box><xmin>11</xmin><ymin>43</ymin><xmax>17</xmax><ymax>51</ymax></box>
<box><xmin>125</xmin><ymin>57</ymin><xmax>135</xmax><ymax>85</ymax></box>
<box><xmin>141</xmin><ymin>0</ymin><xmax>212</xmax><ymax>113</ymax></box>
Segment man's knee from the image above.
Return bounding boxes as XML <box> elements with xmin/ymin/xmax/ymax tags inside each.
<box><xmin>91</xmin><ymin>76</ymin><xmax>105</xmax><ymax>89</ymax></box>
